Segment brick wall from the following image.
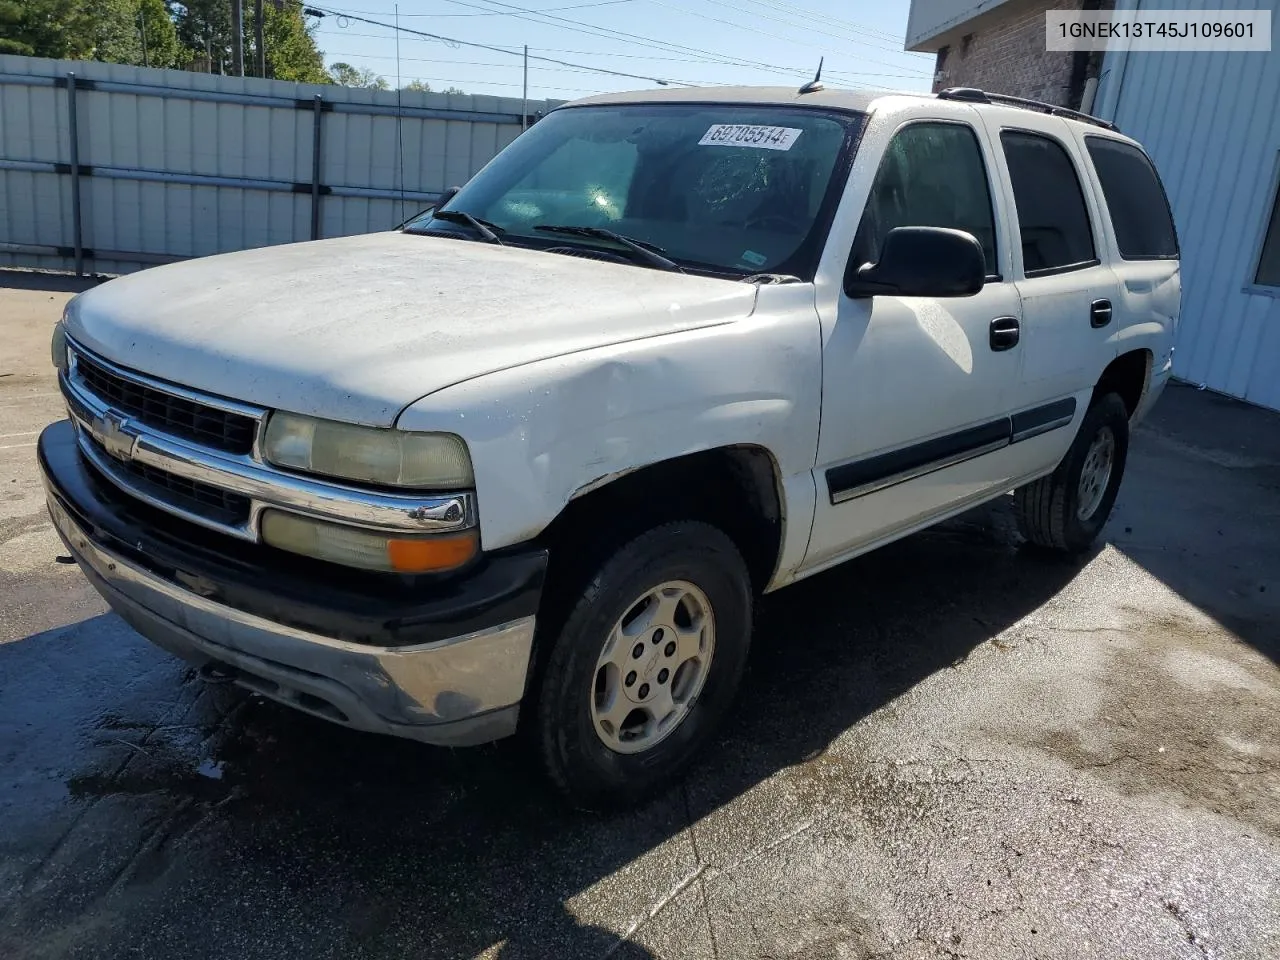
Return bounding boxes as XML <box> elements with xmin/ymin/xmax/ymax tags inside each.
<box><xmin>931</xmin><ymin>0</ymin><xmax>1109</xmax><ymax>108</ymax></box>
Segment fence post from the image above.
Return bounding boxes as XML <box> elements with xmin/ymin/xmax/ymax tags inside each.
<box><xmin>66</xmin><ymin>72</ymin><xmax>84</xmax><ymax>278</ymax></box>
<box><xmin>310</xmin><ymin>94</ymin><xmax>323</xmax><ymax>241</ymax></box>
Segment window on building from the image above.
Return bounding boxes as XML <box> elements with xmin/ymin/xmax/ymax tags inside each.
<box><xmin>1085</xmin><ymin>136</ymin><xmax>1178</xmax><ymax>260</ymax></box>
<box><xmin>1255</xmin><ymin>160</ymin><xmax>1280</xmax><ymax>287</ymax></box>
<box><xmin>851</xmin><ymin>121</ymin><xmax>998</xmax><ymax>277</ymax></box>
<box><xmin>1000</xmin><ymin>131</ymin><xmax>1097</xmax><ymax>276</ymax></box>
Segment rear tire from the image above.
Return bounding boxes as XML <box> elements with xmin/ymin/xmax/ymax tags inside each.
<box><xmin>533</xmin><ymin>521</ymin><xmax>752</xmax><ymax>810</ymax></box>
<box><xmin>1014</xmin><ymin>392</ymin><xmax>1130</xmax><ymax>554</ymax></box>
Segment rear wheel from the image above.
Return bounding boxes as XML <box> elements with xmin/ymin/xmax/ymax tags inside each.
<box><xmin>533</xmin><ymin>522</ymin><xmax>752</xmax><ymax>810</ymax></box>
<box><xmin>1015</xmin><ymin>392</ymin><xmax>1130</xmax><ymax>554</ymax></box>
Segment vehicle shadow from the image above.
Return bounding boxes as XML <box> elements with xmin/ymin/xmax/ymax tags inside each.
<box><xmin>0</xmin><ymin>494</ymin><xmax>1089</xmax><ymax>959</ymax></box>
<box><xmin>1106</xmin><ymin>383</ymin><xmax>1280</xmax><ymax>665</ymax></box>
<box><xmin>0</xmin><ymin>268</ymin><xmax>104</xmax><ymax>294</ymax></box>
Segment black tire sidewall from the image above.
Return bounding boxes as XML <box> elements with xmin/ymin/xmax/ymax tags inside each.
<box><xmin>1059</xmin><ymin>393</ymin><xmax>1130</xmax><ymax>551</ymax></box>
<box><xmin>535</xmin><ymin>522</ymin><xmax>752</xmax><ymax>808</ymax></box>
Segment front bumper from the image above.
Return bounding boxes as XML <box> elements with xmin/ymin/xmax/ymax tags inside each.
<box><xmin>39</xmin><ymin>420</ymin><xmax>547</xmax><ymax>747</ymax></box>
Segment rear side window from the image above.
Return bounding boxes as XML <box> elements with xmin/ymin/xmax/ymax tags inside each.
<box><xmin>1253</xmin><ymin>160</ymin><xmax>1280</xmax><ymax>287</ymax></box>
<box><xmin>1085</xmin><ymin>137</ymin><xmax>1179</xmax><ymax>259</ymax></box>
<box><xmin>1000</xmin><ymin>131</ymin><xmax>1097</xmax><ymax>276</ymax></box>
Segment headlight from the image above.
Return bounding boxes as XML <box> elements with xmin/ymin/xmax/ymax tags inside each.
<box><xmin>51</xmin><ymin>318</ymin><xmax>68</xmax><ymax>373</ymax></box>
<box><xmin>260</xmin><ymin>510</ymin><xmax>478</xmax><ymax>573</ymax></box>
<box><xmin>263</xmin><ymin>412</ymin><xmax>473</xmax><ymax>488</ymax></box>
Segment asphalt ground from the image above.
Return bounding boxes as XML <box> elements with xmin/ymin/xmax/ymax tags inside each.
<box><xmin>1</xmin><ymin>269</ymin><xmax>1277</xmax><ymax>959</ymax></box>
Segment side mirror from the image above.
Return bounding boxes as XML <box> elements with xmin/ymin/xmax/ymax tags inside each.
<box><xmin>438</xmin><ymin>185</ymin><xmax>462</xmax><ymax>208</ymax></box>
<box><xmin>846</xmin><ymin>226</ymin><xmax>986</xmax><ymax>299</ymax></box>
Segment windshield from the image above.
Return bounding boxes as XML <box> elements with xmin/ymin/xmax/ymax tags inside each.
<box><xmin>403</xmin><ymin>102</ymin><xmax>863</xmax><ymax>279</ymax></box>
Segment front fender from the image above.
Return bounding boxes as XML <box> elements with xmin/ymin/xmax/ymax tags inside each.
<box><xmin>395</xmin><ymin>297</ymin><xmax>822</xmax><ymax>553</ymax></box>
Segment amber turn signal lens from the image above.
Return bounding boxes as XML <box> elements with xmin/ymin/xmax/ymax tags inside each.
<box><xmin>387</xmin><ymin>531</ymin><xmax>478</xmax><ymax>573</ymax></box>
<box><xmin>260</xmin><ymin>509</ymin><xmax>478</xmax><ymax>573</ymax></box>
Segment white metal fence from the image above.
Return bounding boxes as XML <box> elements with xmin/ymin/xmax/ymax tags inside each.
<box><xmin>0</xmin><ymin>55</ymin><xmax>561</xmax><ymax>276</ymax></box>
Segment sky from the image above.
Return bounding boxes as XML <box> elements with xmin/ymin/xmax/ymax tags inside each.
<box><xmin>303</xmin><ymin>0</ymin><xmax>935</xmax><ymax>103</ymax></box>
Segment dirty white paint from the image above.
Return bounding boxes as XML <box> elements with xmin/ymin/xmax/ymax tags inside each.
<box><xmin>65</xmin><ymin>88</ymin><xmax>1178</xmax><ymax>592</ymax></box>
<box><xmin>398</xmin><ymin>279</ymin><xmax>822</xmax><ymax>558</ymax></box>
<box><xmin>66</xmin><ymin>232</ymin><xmax>758</xmax><ymax>426</ymax></box>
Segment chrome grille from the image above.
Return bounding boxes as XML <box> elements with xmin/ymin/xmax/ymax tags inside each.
<box><xmin>84</xmin><ymin>436</ymin><xmax>251</xmax><ymax>527</ymax></box>
<box><xmin>75</xmin><ymin>351</ymin><xmax>258</xmax><ymax>455</ymax></box>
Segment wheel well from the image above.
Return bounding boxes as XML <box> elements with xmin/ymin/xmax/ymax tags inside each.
<box><xmin>537</xmin><ymin>446</ymin><xmax>784</xmax><ymax>597</ymax></box>
<box><xmin>1094</xmin><ymin>349</ymin><xmax>1151</xmax><ymax>417</ymax></box>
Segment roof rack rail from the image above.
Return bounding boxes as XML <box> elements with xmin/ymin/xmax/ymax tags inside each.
<box><xmin>936</xmin><ymin>87</ymin><xmax>1118</xmax><ymax>131</ymax></box>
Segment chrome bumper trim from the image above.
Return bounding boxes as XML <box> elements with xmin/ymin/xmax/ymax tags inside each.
<box><xmin>47</xmin><ymin>493</ymin><xmax>533</xmax><ymax>746</ymax></box>
<box><xmin>60</xmin><ymin>341</ymin><xmax>475</xmax><ymax>540</ymax></box>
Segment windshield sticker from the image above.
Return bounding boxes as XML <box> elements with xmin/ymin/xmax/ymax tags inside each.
<box><xmin>740</xmin><ymin>250</ymin><xmax>768</xmax><ymax>267</ymax></box>
<box><xmin>699</xmin><ymin>124</ymin><xmax>803</xmax><ymax>151</ymax></box>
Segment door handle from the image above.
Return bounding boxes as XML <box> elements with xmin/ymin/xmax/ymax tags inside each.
<box><xmin>989</xmin><ymin>316</ymin><xmax>1020</xmax><ymax>351</ymax></box>
<box><xmin>1090</xmin><ymin>299</ymin><xmax>1113</xmax><ymax>328</ymax></box>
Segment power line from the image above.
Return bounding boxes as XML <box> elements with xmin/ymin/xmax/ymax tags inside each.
<box><xmin>391</xmin><ymin>0</ymin><xmax>923</xmax><ymax>82</ymax></box>
<box><xmin>332</xmin><ymin>0</ymin><xmax>636</xmax><ymax>14</ymax></box>
<box><xmin>303</xmin><ymin>2</ymin><xmax>692</xmax><ymax>84</ymax></box>
<box><xmin>399</xmin><ymin>73</ymin><xmax>605</xmax><ymax>94</ymax></box>
<box><xmin>643</xmin><ymin>0</ymin><xmax>932</xmax><ymax>75</ymax></box>
<box><xmin>424</xmin><ymin>0</ymin><xmax>826</xmax><ymax>72</ymax></box>
<box><xmin>325</xmin><ymin>49</ymin><xmax>931</xmax><ymax>83</ymax></box>
<box><xmin>319</xmin><ymin>29</ymin><xmax>928</xmax><ymax>78</ymax></box>
<box><xmin>736</xmin><ymin>0</ymin><xmax>910</xmax><ymax>45</ymax></box>
<box><xmin>306</xmin><ymin>0</ymin><xmax>930</xmax><ymax>97</ymax></box>
<box><xmin>687</xmin><ymin>0</ymin><xmax>931</xmax><ymax>58</ymax></box>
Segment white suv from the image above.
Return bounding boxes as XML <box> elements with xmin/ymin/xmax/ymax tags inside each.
<box><xmin>41</xmin><ymin>85</ymin><xmax>1180</xmax><ymax>808</ymax></box>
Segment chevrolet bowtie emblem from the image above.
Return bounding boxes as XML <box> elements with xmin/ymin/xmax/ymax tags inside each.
<box><xmin>98</xmin><ymin>410</ymin><xmax>138</xmax><ymax>462</ymax></box>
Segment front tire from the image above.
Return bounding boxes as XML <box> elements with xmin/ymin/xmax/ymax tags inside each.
<box><xmin>1014</xmin><ymin>392</ymin><xmax>1130</xmax><ymax>553</ymax></box>
<box><xmin>533</xmin><ymin>522</ymin><xmax>752</xmax><ymax>810</ymax></box>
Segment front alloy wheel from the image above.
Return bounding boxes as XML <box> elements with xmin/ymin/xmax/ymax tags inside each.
<box><xmin>534</xmin><ymin>522</ymin><xmax>752</xmax><ymax>809</ymax></box>
<box><xmin>590</xmin><ymin>580</ymin><xmax>716</xmax><ymax>753</ymax></box>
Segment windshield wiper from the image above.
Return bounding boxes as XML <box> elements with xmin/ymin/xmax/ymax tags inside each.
<box><xmin>533</xmin><ymin>224</ymin><xmax>681</xmax><ymax>272</ymax></box>
<box><xmin>743</xmin><ymin>273</ymin><xmax>802</xmax><ymax>285</ymax></box>
<box><xmin>430</xmin><ymin>209</ymin><xmax>503</xmax><ymax>244</ymax></box>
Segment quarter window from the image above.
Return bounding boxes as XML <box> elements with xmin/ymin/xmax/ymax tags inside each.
<box><xmin>1085</xmin><ymin>137</ymin><xmax>1178</xmax><ymax>260</ymax></box>
<box><xmin>851</xmin><ymin>121</ymin><xmax>998</xmax><ymax>277</ymax></box>
<box><xmin>1254</xmin><ymin>156</ymin><xmax>1280</xmax><ymax>287</ymax></box>
<box><xmin>1000</xmin><ymin>131</ymin><xmax>1096</xmax><ymax>276</ymax></box>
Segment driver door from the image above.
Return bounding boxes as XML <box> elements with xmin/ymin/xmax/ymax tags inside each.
<box><xmin>802</xmin><ymin>118</ymin><xmax>1025</xmax><ymax>571</ymax></box>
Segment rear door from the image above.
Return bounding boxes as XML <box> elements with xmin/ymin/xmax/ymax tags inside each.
<box><xmin>1074</xmin><ymin>133</ymin><xmax>1182</xmax><ymax>383</ymax></box>
<box><xmin>979</xmin><ymin>113</ymin><xmax>1121</xmax><ymax>473</ymax></box>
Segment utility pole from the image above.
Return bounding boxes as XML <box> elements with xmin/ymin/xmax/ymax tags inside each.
<box><xmin>255</xmin><ymin>0</ymin><xmax>265</xmax><ymax>77</ymax></box>
<box><xmin>231</xmin><ymin>0</ymin><xmax>244</xmax><ymax>77</ymax></box>
<box><xmin>138</xmin><ymin>4</ymin><xmax>149</xmax><ymax>68</ymax></box>
<box><xmin>522</xmin><ymin>45</ymin><xmax>528</xmax><ymax>131</ymax></box>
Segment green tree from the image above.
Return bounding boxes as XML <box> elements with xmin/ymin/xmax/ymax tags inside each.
<box><xmin>135</xmin><ymin>0</ymin><xmax>185</xmax><ymax>67</ymax></box>
<box><xmin>0</xmin><ymin>0</ymin><xmax>322</xmax><ymax>76</ymax></box>
<box><xmin>261</xmin><ymin>2</ymin><xmax>326</xmax><ymax>82</ymax></box>
<box><xmin>403</xmin><ymin>81</ymin><xmax>466</xmax><ymax>95</ymax></box>
<box><xmin>0</xmin><ymin>0</ymin><xmax>183</xmax><ymax>66</ymax></box>
<box><xmin>0</xmin><ymin>1</ymin><xmax>34</xmax><ymax>55</ymax></box>
<box><xmin>329</xmin><ymin>61</ymin><xmax>387</xmax><ymax>89</ymax></box>
<box><xmin>170</xmin><ymin>0</ymin><xmax>231</xmax><ymax>73</ymax></box>
<box><xmin>170</xmin><ymin>0</ymin><xmax>326</xmax><ymax>78</ymax></box>
<box><xmin>0</xmin><ymin>0</ymin><xmax>81</xmax><ymax>58</ymax></box>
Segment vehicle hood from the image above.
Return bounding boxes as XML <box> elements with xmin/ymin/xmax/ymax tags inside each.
<box><xmin>66</xmin><ymin>232</ymin><xmax>758</xmax><ymax>426</ymax></box>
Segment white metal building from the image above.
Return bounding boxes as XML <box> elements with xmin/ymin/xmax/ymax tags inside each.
<box><xmin>906</xmin><ymin>0</ymin><xmax>1280</xmax><ymax>412</ymax></box>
